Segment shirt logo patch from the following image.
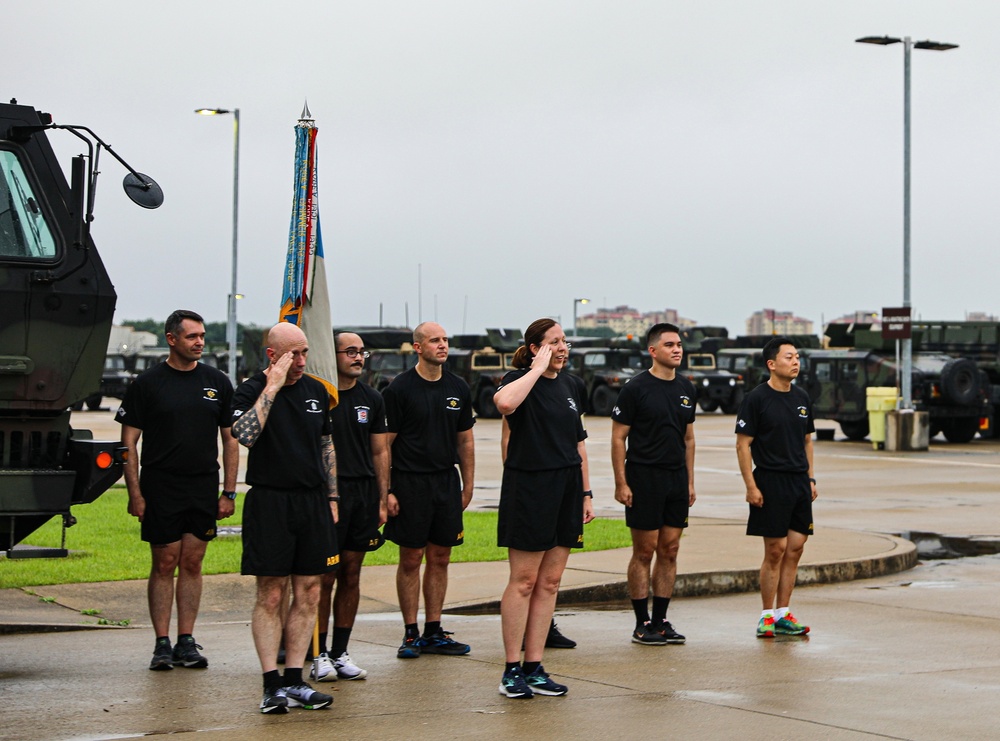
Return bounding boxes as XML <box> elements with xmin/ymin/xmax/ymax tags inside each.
<box><xmin>737</xmin><ymin>418</ymin><xmax>746</xmax><ymax>428</ymax></box>
<box><xmin>356</xmin><ymin>405</ymin><xmax>371</xmax><ymax>424</ymax></box>
<box><xmin>116</xmin><ymin>407</ymin><xmax>126</xmax><ymax>418</ymax></box>
<box><xmin>612</xmin><ymin>405</ymin><xmax>621</xmax><ymax>416</ymax></box>
<box><xmin>445</xmin><ymin>396</ymin><xmax>461</xmax><ymax>411</ymax></box>
<box><xmin>306</xmin><ymin>398</ymin><xmax>324</xmax><ymax>414</ymax></box>
<box><xmin>680</xmin><ymin>395</ymin><xmax>693</xmax><ymax>408</ymax></box>
<box><xmin>567</xmin><ymin>397</ymin><xmax>578</xmax><ymax>413</ymax></box>
<box><xmin>203</xmin><ymin>387</ymin><xmax>219</xmax><ymax>402</ymax></box>
<box><xmin>798</xmin><ymin>406</ymin><xmax>809</xmax><ymax>418</ymax></box>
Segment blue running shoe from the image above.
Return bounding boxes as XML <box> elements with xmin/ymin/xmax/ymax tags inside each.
<box><xmin>525</xmin><ymin>665</ymin><xmax>568</xmax><ymax>696</ymax></box>
<box><xmin>417</xmin><ymin>629</ymin><xmax>470</xmax><ymax>655</ymax></box>
<box><xmin>397</xmin><ymin>634</ymin><xmax>421</xmax><ymax>659</ymax></box>
<box><xmin>498</xmin><ymin>666</ymin><xmax>533</xmax><ymax>699</ymax></box>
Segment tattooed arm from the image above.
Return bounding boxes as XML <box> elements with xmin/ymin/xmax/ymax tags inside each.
<box><xmin>322</xmin><ymin>434</ymin><xmax>338</xmax><ymax>523</ymax></box>
<box><xmin>232</xmin><ymin>351</ymin><xmax>294</xmax><ymax>448</ymax></box>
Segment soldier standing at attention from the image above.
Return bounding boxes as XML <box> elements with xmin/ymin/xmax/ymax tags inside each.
<box><xmin>735</xmin><ymin>337</ymin><xmax>817</xmax><ymax>638</ymax></box>
<box><xmin>311</xmin><ymin>331</ymin><xmax>389</xmax><ymax>682</ymax></box>
<box><xmin>117</xmin><ymin>309</ymin><xmax>239</xmax><ymax>671</ymax></box>
<box><xmin>232</xmin><ymin>322</ymin><xmax>339</xmax><ymax>714</ymax></box>
<box><xmin>383</xmin><ymin>322</ymin><xmax>476</xmax><ymax>659</ymax></box>
<box><xmin>611</xmin><ymin>322</ymin><xmax>696</xmax><ymax>646</ymax></box>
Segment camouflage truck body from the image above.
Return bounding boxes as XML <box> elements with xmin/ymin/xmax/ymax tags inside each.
<box><xmin>1</xmin><ymin>101</ymin><xmax>137</xmax><ymax>550</ymax></box>
<box><xmin>566</xmin><ymin>347</ymin><xmax>651</xmax><ymax>416</ymax></box>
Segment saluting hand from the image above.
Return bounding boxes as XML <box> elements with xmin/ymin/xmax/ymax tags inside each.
<box><xmin>531</xmin><ymin>343</ymin><xmax>552</xmax><ymax>373</ymax></box>
<box><xmin>265</xmin><ymin>351</ymin><xmax>295</xmax><ymax>389</ymax></box>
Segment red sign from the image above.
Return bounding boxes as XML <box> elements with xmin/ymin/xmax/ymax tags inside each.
<box><xmin>882</xmin><ymin>307</ymin><xmax>911</xmax><ymax>340</ymax></box>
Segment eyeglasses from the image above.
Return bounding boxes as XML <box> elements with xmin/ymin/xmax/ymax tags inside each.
<box><xmin>336</xmin><ymin>349</ymin><xmax>371</xmax><ymax>359</ymax></box>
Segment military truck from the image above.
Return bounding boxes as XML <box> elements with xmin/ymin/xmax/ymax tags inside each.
<box><xmin>0</xmin><ymin>100</ymin><xmax>162</xmax><ymax>553</ymax></box>
<box><xmin>448</xmin><ymin>328</ymin><xmax>523</xmax><ymax>418</ymax></box>
<box><xmin>566</xmin><ymin>345</ymin><xmax>650</xmax><ymax>416</ymax></box>
<box><xmin>798</xmin><ymin>349</ymin><xmax>989</xmax><ymax>443</ymax></box>
<box><xmin>681</xmin><ymin>352</ymin><xmax>744</xmax><ymax>414</ymax></box>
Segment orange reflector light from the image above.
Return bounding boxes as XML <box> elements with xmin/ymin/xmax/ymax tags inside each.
<box><xmin>95</xmin><ymin>451</ymin><xmax>114</xmax><ymax>469</ymax></box>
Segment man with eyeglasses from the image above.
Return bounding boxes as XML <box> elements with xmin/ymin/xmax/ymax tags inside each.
<box><xmin>383</xmin><ymin>322</ymin><xmax>476</xmax><ymax>659</ymax></box>
<box><xmin>310</xmin><ymin>332</ymin><xmax>389</xmax><ymax>682</ymax></box>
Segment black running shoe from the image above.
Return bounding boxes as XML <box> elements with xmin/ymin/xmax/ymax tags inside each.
<box><xmin>417</xmin><ymin>629</ymin><xmax>470</xmax><ymax>655</ymax></box>
<box><xmin>546</xmin><ymin>620</ymin><xmax>577</xmax><ymax>649</ymax></box>
<box><xmin>656</xmin><ymin>620</ymin><xmax>686</xmax><ymax>644</ymax></box>
<box><xmin>149</xmin><ymin>639</ymin><xmax>174</xmax><ymax>671</ymax></box>
<box><xmin>631</xmin><ymin>621</ymin><xmax>667</xmax><ymax>646</ymax></box>
<box><xmin>172</xmin><ymin>635</ymin><xmax>208</xmax><ymax>668</ymax></box>
<box><xmin>284</xmin><ymin>682</ymin><xmax>333</xmax><ymax>710</ymax></box>
<box><xmin>260</xmin><ymin>686</ymin><xmax>288</xmax><ymax>714</ymax></box>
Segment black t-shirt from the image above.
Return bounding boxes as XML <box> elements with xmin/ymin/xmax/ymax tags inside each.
<box><xmin>500</xmin><ymin>369</ymin><xmax>587</xmax><ymax>471</ymax></box>
<box><xmin>611</xmin><ymin>370</ymin><xmax>696</xmax><ymax>469</ymax></box>
<box><xmin>735</xmin><ymin>382</ymin><xmax>815</xmax><ymax>473</ymax></box>
<box><xmin>232</xmin><ymin>372</ymin><xmax>333</xmax><ymax>489</ymax></box>
<box><xmin>115</xmin><ymin>361</ymin><xmax>232</xmax><ymax>475</ymax></box>
<box><xmin>564</xmin><ymin>371</ymin><xmax>589</xmax><ymax>415</ymax></box>
<box><xmin>329</xmin><ymin>382</ymin><xmax>388</xmax><ymax>478</ymax></box>
<box><xmin>382</xmin><ymin>367</ymin><xmax>475</xmax><ymax>473</ymax></box>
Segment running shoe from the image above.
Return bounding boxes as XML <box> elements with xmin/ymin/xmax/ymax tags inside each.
<box><xmin>656</xmin><ymin>620</ymin><xmax>686</xmax><ymax>644</ymax></box>
<box><xmin>546</xmin><ymin>621</ymin><xmax>577</xmax><ymax>649</ymax></box>
<box><xmin>260</xmin><ymin>686</ymin><xmax>288</xmax><ymax>714</ymax></box>
<box><xmin>397</xmin><ymin>634</ymin><xmax>421</xmax><ymax>659</ymax></box>
<box><xmin>417</xmin><ymin>629</ymin><xmax>470</xmax><ymax>655</ymax></box>
<box><xmin>498</xmin><ymin>666</ymin><xmax>533</xmax><ymax>699</ymax></box>
<box><xmin>283</xmin><ymin>682</ymin><xmax>333</xmax><ymax>710</ymax></box>
<box><xmin>774</xmin><ymin>612</ymin><xmax>810</xmax><ymax>635</ymax></box>
<box><xmin>172</xmin><ymin>635</ymin><xmax>208</xmax><ymax>668</ymax></box>
<box><xmin>756</xmin><ymin>615</ymin><xmax>775</xmax><ymax>638</ymax></box>
<box><xmin>525</xmin><ymin>665</ymin><xmax>568</xmax><ymax>696</ymax></box>
<box><xmin>631</xmin><ymin>621</ymin><xmax>668</xmax><ymax>645</ymax></box>
<box><xmin>310</xmin><ymin>652</ymin><xmax>337</xmax><ymax>682</ymax></box>
<box><xmin>149</xmin><ymin>639</ymin><xmax>174</xmax><ymax>671</ymax></box>
<box><xmin>333</xmin><ymin>651</ymin><xmax>368</xmax><ymax>680</ymax></box>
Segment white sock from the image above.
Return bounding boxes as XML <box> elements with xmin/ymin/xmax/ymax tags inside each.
<box><xmin>775</xmin><ymin>607</ymin><xmax>789</xmax><ymax>620</ymax></box>
<box><xmin>760</xmin><ymin>610</ymin><xmax>774</xmax><ymax>621</ymax></box>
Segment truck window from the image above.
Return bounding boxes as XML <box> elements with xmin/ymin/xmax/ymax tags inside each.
<box><xmin>815</xmin><ymin>362</ymin><xmax>833</xmax><ymax>383</ymax></box>
<box><xmin>584</xmin><ymin>353</ymin><xmax>606</xmax><ymax>367</ymax></box>
<box><xmin>841</xmin><ymin>361</ymin><xmax>861</xmax><ymax>384</ymax></box>
<box><xmin>0</xmin><ymin>149</ymin><xmax>58</xmax><ymax>259</ymax></box>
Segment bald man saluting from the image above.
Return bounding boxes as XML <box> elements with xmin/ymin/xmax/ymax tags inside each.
<box><xmin>232</xmin><ymin>323</ymin><xmax>339</xmax><ymax>714</ymax></box>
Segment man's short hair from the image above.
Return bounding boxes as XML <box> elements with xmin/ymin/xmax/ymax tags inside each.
<box><xmin>762</xmin><ymin>336</ymin><xmax>795</xmax><ymax>364</ymax></box>
<box><xmin>646</xmin><ymin>323</ymin><xmax>681</xmax><ymax>348</ymax></box>
<box><xmin>165</xmin><ymin>310</ymin><xmax>204</xmax><ymax>339</ymax></box>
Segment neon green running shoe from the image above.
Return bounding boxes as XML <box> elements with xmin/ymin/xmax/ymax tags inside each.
<box><xmin>756</xmin><ymin>615</ymin><xmax>775</xmax><ymax>638</ymax></box>
<box><xmin>774</xmin><ymin>612</ymin><xmax>809</xmax><ymax>635</ymax></box>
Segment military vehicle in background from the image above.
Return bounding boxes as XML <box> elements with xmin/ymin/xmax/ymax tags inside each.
<box><xmin>679</xmin><ymin>328</ymin><xmax>743</xmax><ymax>414</ymax></box>
<box><xmin>566</xmin><ymin>340</ymin><xmax>650</xmax><ymax>416</ymax></box>
<box><xmin>715</xmin><ymin>335</ymin><xmax>822</xmax><ymax>395</ymax></box>
<box><xmin>0</xmin><ymin>100</ymin><xmax>162</xmax><ymax>553</ymax></box>
<box><xmin>338</xmin><ymin>326</ymin><xmax>414</xmax><ymax>393</ymax></box>
<box><xmin>797</xmin><ymin>323</ymin><xmax>990</xmax><ymax>443</ymax></box>
<box><xmin>448</xmin><ymin>328</ymin><xmax>523</xmax><ymax>418</ymax></box>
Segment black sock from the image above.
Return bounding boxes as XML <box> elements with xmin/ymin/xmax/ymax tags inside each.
<box><xmin>522</xmin><ymin>661</ymin><xmax>541</xmax><ymax>675</ymax></box>
<box><xmin>405</xmin><ymin>623</ymin><xmax>420</xmax><ymax>638</ymax></box>
<box><xmin>505</xmin><ymin>661</ymin><xmax>521</xmax><ymax>673</ymax></box>
<box><xmin>318</xmin><ymin>632</ymin><xmax>328</xmax><ymax>655</ymax></box>
<box><xmin>263</xmin><ymin>669</ymin><xmax>282</xmax><ymax>691</ymax></box>
<box><xmin>632</xmin><ymin>598</ymin><xmax>650</xmax><ymax>626</ymax></box>
<box><xmin>176</xmin><ymin>633</ymin><xmax>192</xmax><ymax>643</ymax></box>
<box><xmin>423</xmin><ymin>620</ymin><xmax>441</xmax><ymax>637</ymax></box>
<box><xmin>155</xmin><ymin>636</ymin><xmax>171</xmax><ymax>645</ymax></box>
<box><xmin>331</xmin><ymin>627</ymin><xmax>352</xmax><ymax>656</ymax></box>
<box><xmin>651</xmin><ymin>597</ymin><xmax>670</xmax><ymax>625</ymax></box>
<box><xmin>283</xmin><ymin>667</ymin><xmax>302</xmax><ymax>686</ymax></box>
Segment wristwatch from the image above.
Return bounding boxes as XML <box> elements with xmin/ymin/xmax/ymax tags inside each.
<box><xmin>222</xmin><ymin>490</ymin><xmax>237</xmax><ymax>500</ymax></box>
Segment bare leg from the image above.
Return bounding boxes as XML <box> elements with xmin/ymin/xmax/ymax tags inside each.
<box><xmin>317</xmin><ymin>571</ymin><xmax>336</xmax><ymax>644</ymax></box>
<box><xmin>760</xmin><ymin>536</ymin><xmax>787</xmax><ymax>610</ymax></box>
<box><xmin>148</xmin><ymin>541</ymin><xmax>181</xmax><ymax>638</ymax></box>
<box><xmin>776</xmin><ymin>531</ymin><xmax>808</xmax><ymax>608</ymax></box>
<box><xmin>252</xmin><ymin>576</ymin><xmax>287</xmax><ymax>673</ymax></box>
<box><xmin>650</xmin><ymin>526</ymin><xmax>682</xmax><ymax>598</ymax></box>
<box><xmin>333</xmin><ymin>550</ymin><xmax>365</xmax><ymax>629</ymax></box>
<box><xmin>523</xmin><ymin>547</ymin><xmax>570</xmax><ymax>663</ymax></box>
<box><xmin>501</xmin><ymin>549</ymin><xmax>545</xmax><ymax>663</ymax></box>
<box><xmin>174</xmin><ymin>534</ymin><xmax>208</xmax><ymax>636</ymax></box>
<box><xmin>397</xmin><ymin>546</ymin><xmax>425</xmax><ymax>625</ymax></box>
<box><xmin>422</xmin><ymin>543</ymin><xmax>452</xmax><ymax>624</ymax></box>
<box><xmin>627</xmin><ymin>529</ymin><xmax>657</xmax><ymax>600</ymax></box>
<box><xmin>284</xmin><ymin>574</ymin><xmax>323</xmax><ymax>670</ymax></box>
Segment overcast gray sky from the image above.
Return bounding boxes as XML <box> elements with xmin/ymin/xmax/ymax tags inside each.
<box><xmin>8</xmin><ymin>1</ymin><xmax>998</xmax><ymax>338</ymax></box>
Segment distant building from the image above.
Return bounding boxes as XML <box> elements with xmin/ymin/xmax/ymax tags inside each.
<box><xmin>964</xmin><ymin>312</ymin><xmax>999</xmax><ymax>322</ymax></box>
<box><xmin>745</xmin><ymin>309</ymin><xmax>813</xmax><ymax>336</ymax></box>
<box><xmin>576</xmin><ymin>305</ymin><xmax>696</xmax><ymax>337</ymax></box>
<box><xmin>829</xmin><ymin>311</ymin><xmax>881</xmax><ymax>326</ymax></box>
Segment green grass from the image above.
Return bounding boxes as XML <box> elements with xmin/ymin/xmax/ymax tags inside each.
<box><xmin>0</xmin><ymin>486</ymin><xmax>630</xmax><ymax>589</ymax></box>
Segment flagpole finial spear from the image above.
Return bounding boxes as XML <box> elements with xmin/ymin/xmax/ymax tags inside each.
<box><xmin>299</xmin><ymin>100</ymin><xmax>313</xmax><ymax>122</ymax></box>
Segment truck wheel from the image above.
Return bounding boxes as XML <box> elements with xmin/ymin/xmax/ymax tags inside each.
<box><xmin>591</xmin><ymin>385</ymin><xmax>617</xmax><ymax>416</ymax></box>
<box><xmin>721</xmin><ymin>389</ymin><xmax>745</xmax><ymax>415</ymax></box>
<box><xmin>941</xmin><ymin>417</ymin><xmax>979</xmax><ymax>443</ymax></box>
<box><xmin>476</xmin><ymin>386</ymin><xmax>500</xmax><ymax>419</ymax></box>
<box><xmin>698</xmin><ymin>399</ymin><xmax>719</xmax><ymax>413</ymax></box>
<box><xmin>85</xmin><ymin>394</ymin><xmax>103</xmax><ymax>410</ymax></box>
<box><xmin>840</xmin><ymin>418</ymin><xmax>869</xmax><ymax>441</ymax></box>
<box><xmin>940</xmin><ymin>358</ymin><xmax>980</xmax><ymax>406</ymax></box>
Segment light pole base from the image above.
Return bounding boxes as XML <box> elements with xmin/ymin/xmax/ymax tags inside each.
<box><xmin>885</xmin><ymin>410</ymin><xmax>930</xmax><ymax>452</ymax></box>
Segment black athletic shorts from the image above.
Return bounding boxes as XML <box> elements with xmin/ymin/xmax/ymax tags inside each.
<box><xmin>384</xmin><ymin>468</ymin><xmax>465</xmax><ymax>549</ymax></box>
<box><xmin>138</xmin><ymin>468</ymin><xmax>219</xmax><ymax>545</ymax></box>
<box><xmin>624</xmin><ymin>463</ymin><xmax>690</xmax><ymax>531</ymax></box>
<box><xmin>241</xmin><ymin>485</ymin><xmax>340</xmax><ymax>576</ymax></box>
<box><xmin>746</xmin><ymin>468</ymin><xmax>814</xmax><ymax>538</ymax></box>
<box><xmin>337</xmin><ymin>477</ymin><xmax>385</xmax><ymax>553</ymax></box>
<box><xmin>497</xmin><ymin>466</ymin><xmax>584</xmax><ymax>552</ymax></box>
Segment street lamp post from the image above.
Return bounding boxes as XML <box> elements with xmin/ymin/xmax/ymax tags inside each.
<box><xmin>856</xmin><ymin>35</ymin><xmax>957</xmax><ymax>409</ymax></box>
<box><xmin>195</xmin><ymin>107</ymin><xmax>241</xmax><ymax>388</ymax></box>
<box><xmin>573</xmin><ymin>298</ymin><xmax>590</xmax><ymax>334</ymax></box>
